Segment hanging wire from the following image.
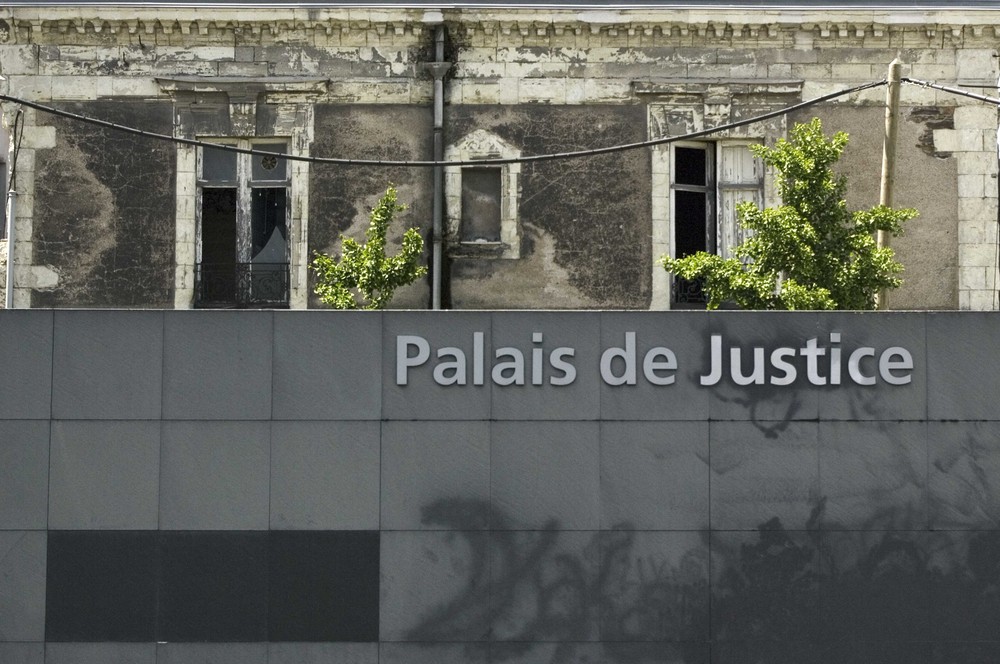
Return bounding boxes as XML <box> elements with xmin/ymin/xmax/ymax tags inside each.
<box><xmin>6</xmin><ymin>107</ymin><xmax>23</xmax><ymax>191</ymax></box>
<box><xmin>0</xmin><ymin>79</ymin><xmax>885</xmax><ymax>168</ymax></box>
<box><xmin>902</xmin><ymin>76</ymin><xmax>1000</xmax><ymax>107</ymax></box>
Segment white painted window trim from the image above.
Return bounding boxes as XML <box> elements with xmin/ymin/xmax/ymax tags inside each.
<box><xmin>444</xmin><ymin>129</ymin><xmax>522</xmax><ymax>259</ymax></box>
<box><xmin>650</xmin><ymin>139</ymin><xmax>765</xmax><ymax>310</ymax></box>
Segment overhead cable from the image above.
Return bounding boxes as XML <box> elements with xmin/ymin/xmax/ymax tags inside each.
<box><xmin>0</xmin><ymin>79</ymin><xmax>885</xmax><ymax>168</ymax></box>
<box><xmin>902</xmin><ymin>76</ymin><xmax>1000</xmax><ymax>106</ymax></box>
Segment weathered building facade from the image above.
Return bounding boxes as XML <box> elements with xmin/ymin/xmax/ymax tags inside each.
<box><xmin>0</xmin><ymin>2</ymin><xmax>997</xmax><ymax>310</ymax></box>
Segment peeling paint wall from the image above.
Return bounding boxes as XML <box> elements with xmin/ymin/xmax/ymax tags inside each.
<box><xmin>308</xmin><ymin>104</ymin><xmax>433</xmax><ymax>309</ymax></box>
<box><xmin>447</xmin><ymin>105</ymin><xmax>650</xmax><ymax>309</ymax></box>
<box><xmin>32</xmin><ymin>102</ymin><xmax>175</xmax><ymax>307</ymax></box>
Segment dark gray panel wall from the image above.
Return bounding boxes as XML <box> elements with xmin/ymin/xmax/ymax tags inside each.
<box><xmin>0</xmin><ymin>310</ymin><xmax>997</xmax><ymax>664</ymax></box>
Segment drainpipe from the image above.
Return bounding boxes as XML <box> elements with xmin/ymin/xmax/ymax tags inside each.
<box><xmin>426</xmin><ymin>20</ymin><xmax>451</xmax><ymax>309</ymax></box>
<box><xmin>4</xmin><ymin>188</ymin><xmax>14</xmax><ymax>309</ymax></box>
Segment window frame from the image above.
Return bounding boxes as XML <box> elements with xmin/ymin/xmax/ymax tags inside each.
<box><xmin>657</xmin><ymin>139</ymin><xmax>765</xmax><ymax>309</ymax></box>
<box><xmin>194</xmin><ymin>138</ymin><xmax>292</xmax><ymax>308</ymax></box>
<box><xmin>444</xmin><ymin>130</ymin><xmax>521</xmax><ymax>259</ymax></box>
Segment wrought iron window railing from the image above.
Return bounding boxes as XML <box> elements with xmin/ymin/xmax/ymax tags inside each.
<box><xmin>195</xmin><ymin>262</ymin><xmax>289</xmax><ymax>308</ymax></box>
<box><xmin>672</xmin><ymin>276</ymin><xmax>709</xmax><ymax>308</ymax></box>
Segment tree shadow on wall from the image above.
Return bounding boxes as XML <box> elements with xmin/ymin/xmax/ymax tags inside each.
<box><xmin>404</xmin><ymin>497</ymin><xmax>1000</xmax><ymax>663</ymax></box>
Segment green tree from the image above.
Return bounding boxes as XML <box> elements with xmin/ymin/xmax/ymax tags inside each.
<box><xmin>661</xmin><ymin>118</ymin><xmax>917</xmax><ymax>310</ymax></box>
<box><xmin>311</xmin><ymin>186</ymin><xmax>427</xmax><ymax>309</ymax></box>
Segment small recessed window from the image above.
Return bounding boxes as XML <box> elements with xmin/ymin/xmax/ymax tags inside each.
<box><xmin>460</xmin><ymin>167</ymin><xmax>502</xmax><ymax>243</ymax></box>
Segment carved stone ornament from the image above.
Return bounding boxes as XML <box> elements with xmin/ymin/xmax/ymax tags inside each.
<box><xmin>230</xmin><ymin>101</ymin><xmax>256</xmax><ymax>137</ymax></box>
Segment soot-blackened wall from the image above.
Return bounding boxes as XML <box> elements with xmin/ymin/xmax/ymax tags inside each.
<box><xmin>0</xmin><ymin>310</ymin><xmax>997</xmax><ymax>664</ymax></box>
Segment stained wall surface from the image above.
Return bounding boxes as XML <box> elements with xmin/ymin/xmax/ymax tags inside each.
<box><xmin>1</xmin><ymin>309</ymin><xmax>999</xmax><ymax>663</ymax></box>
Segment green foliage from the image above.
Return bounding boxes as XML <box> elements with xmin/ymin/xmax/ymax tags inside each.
<box><xmin>661</xmin><ymin>118</ymin><xmax>917</xmax><ymax>310</ymax></box>
<box><xmin>311</xmin><ymin>186</ymin><xmax>427</xmax><ymax>309</ymax></box>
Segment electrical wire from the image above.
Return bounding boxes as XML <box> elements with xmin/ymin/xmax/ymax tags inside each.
<box><xmin>902</xmin><ymin>76</ymin><xmax>1000</xmax><ymax>107</ymax></box>
<box><xmin>0</xmin><ymin>79</ymin><xmax>886</xmax><ymax>168</ymax></box>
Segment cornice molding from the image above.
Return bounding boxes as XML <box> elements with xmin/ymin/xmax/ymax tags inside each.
<box><xmin>4</xmin><ymin>8</ymin><xmax>1000</xmax><ymax>42</ymax></box>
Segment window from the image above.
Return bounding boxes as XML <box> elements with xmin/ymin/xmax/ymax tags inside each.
<box><xmin>445</xmin><ymin>130</ymin><xmax>521</xmax><ymax>259</ymax></box>
<box><xmin>460</xmin><ymin>167</ymin><xmax>502</xmax><ymax>243</ymax></box>
<box><xmin>668</xmin><ymin>141</ymin><xmax>763</xmax><ymax>308</ymax></box>
<box><xmin>196</xmin><ymin>140</ymin><xmax>290</xmax><ymax>308</ymax></box>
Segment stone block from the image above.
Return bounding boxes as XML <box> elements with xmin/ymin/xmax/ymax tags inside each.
<box><xmin>162</xmin><ymin>311</ymin><xmax>272</xmax><ymax>420</ymax></box>
<box><xmin>156</xmin><ymin>644</ymin><xmax>267</xmax><ymax>664</ymax></box>
<box><xmin>380</xmin><ymin>530</ymin><xmax>490</xmax><ymax>641</ymax></box>
<box><xmin>0</xmin><ymin>531</ymin><xmax>45</xmax><ymax>641</ymax></box>
<box><xmin>956</xmin><ymin>48</ymin><xmax>998</xmax><ymax>82</ymax></box>
<box><xmin>491</xmin><ymin>421</ymin><xmax>599</xmax><ymax>530</ymax></box>
<box><xmin>932</xmin><ymin>128</ymin><xmax>959</xmax><ymax>153</ymax></box>
<box><xmin>0</xmin><ymin>310</ymin><xmax>52</xmax><ymax>419</ymax></box>
<box><xmin>269</xmin><ymin>643</ymin><xmax>377</xmax><ymax>664</ymax></box>
<box><xmin>710</xmin><ymin>421</ymin><xmax>820</xmax><ymax>531</ymax></box>
<box><xmin>44</xmin><ymin>644</ymin><xmax>155</xmax><ymax>664</ymax></box>
<box><xmin>0</xmin><ymin>644</ymin><xmax>43</xmax><ymax>664</ymax></box>
<box><xmin>955</xmin><ymin>104</ymin><xmax>1000</xmax><ymax>130</ymax></box>
<box><xmin>490</xmin><ymin>312</ymin><xmax>600</xmax><ymax>421</ymax></box>
<box><xmin>272</xmin><ymin>311</ymin><xmax>381</xmax><ymax>420</ymax></box>
<box><xmin>380</xmin><ymin>420</ymin><xmax>490</xmax><ymax>530</ymax></box>
<box><xmin>52</xmin><ymin>310</ymin><xmax>163</xmax><ymax>420</ymax></box>
<box><xmin>0</xmin><ymin>421</ymin><xmax>48</xmax><ymax>529</ymax></box>
<box><xmin>382</xmin><ymin>311</ymin><xmax>493</xmax><ymax>420</ymax></box>
<box><xmin>270</xmin><ymin>421</ymin><xmax>380</xmax><ymax>529</ymax></box>
<box><xmin>159</xmin><ymin>421</ymin><xmax>270</xmax><ymax>530</ymax></box>
<box><xmin>490</xmin><ymin>530</ymin><xmax>600</xmax><ymax>642</ymax></box>
<box><xmin>818</xmin><ymin>421</ymin><xmax>927</xmax><ymax>529</ymax></box>
<box><xmin>48</xmin><ymin>420</ymin><xmax>160</xmax><ymax>530</ymax></box>
<box><xmin>599</xmin><ymin>530</ymin><xmax>709</xmax><ymax>642</ymax></box>
<box><xmin>600</xmin><ymin>421</ymin><xmax>709</xmax><ymax>530</ymax></box>
<box><xmin>158</xmin><ymin>532</ymin><xmax>268</xmax><ymax>641</ymax></box>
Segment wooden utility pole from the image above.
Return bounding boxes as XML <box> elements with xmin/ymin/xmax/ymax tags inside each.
<box><xmin>877</xmin><ymin>58</ymin><xmax>902</xmax><ymax>310</ymax></box>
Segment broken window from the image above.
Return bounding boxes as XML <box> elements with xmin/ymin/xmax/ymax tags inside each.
<box><xmin>670</xmin><ymin>141</ymin><xmax>763</xmax><ymax>308</ymax></box>
<box><xmin>196</xmin><ymin>140</ymin><xmax>289</xmax><ymax>307</ymax></box>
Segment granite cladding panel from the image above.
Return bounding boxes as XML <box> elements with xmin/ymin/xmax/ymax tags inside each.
<box><xmin>927</xmin><ymin>312</ymin><xmax>1000</xmax><ymax>420</ymax></box>
<box><xmin>7</xmin><ymin>310</ymin><xmax>1000</xmax><ymax>657</ymax></box>
<box><xmin>44</xmin><ymin>531</ymin><xmax>381</xmax><ymax>644</ymax></box>
<box><xmin>0</xmin><ymin>532</ymin><xmax>46</xmax><ymax>642</ymax></box>
<box><xmin>0</xmin><ymin>420</ymin><xmax>49</xmax><ymax>529</ymax></box>
<box><xmin>272</xmin><ymin>312</ymin><xmax>382</xmax><ymax>420</ymax></box>
<box><xmin>51</xmin><ymin>310</ymin><xmax>163</xmax><ymax>420</ymax></box>
<box><xmin>48</xmin><ymin>420</ymin><xmax>160</xmax><ymax>530</ymax></box>
<box><xmin>269</xmin><ymin>421</ymin><xmax>380</xmax><ymax>530</ymax></box>
<box><xmin>161</xmin><ymin>311</ymin><xmax>273</xmax><ymax>421</ymax></box>
<box><xmin>158</xmin><ymin>420</ymin><xmax>270</xmax><ymax>530</ymax></box>
<box><xmin>0</xmin><ymin>311</ymin><xmax>52</xmax><ymax>419</ymax></box>
<box><xmin>380</xmin><ymin>420</ymin><xmax>491</xmax><ymax>530</ymax></box>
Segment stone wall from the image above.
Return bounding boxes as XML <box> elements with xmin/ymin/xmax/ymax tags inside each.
<box><xmin>2</xmin><ymin>309</ymin><xmax>1000</xmax><ymax>662</ymax></box>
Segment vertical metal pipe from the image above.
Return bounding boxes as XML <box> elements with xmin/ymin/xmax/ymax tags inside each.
<box><xmin>4</xmin><ymin>189</ymin><xmax>15</xmax><ymax>309</ymax></box>
<box><xmin>431</xmin><ymin>23</ymin><xmax>446</xmax><ymax>310</ymax></box>
<box><xmin>877</xmin><ymin>58</ymin><xmax>902</xmax><ymax>310</ymax></box>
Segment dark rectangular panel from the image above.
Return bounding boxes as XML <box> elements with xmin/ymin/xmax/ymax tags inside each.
<box><xmin>45</xmin><ymin>531</ymin><xmax>157</xmax><ymax>642</ymax></box>
<box><xmin>158</xmin><ymin>531</ymin><xmax>268</xmax><ymax>642</ymax></box>
<box><xmin>268</xmin><ymin>531</ymin><xmax>380</xmax><ymax>642</ymax></box>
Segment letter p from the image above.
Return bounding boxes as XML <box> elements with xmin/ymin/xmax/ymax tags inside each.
<box><xmin>397</xmin><ymin>335</ymin><xmax>430</xmax><ymax>385</ymax></box>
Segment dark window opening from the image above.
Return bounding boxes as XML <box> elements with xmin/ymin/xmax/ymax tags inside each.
<box><xmin>672</xmin><ymin>145</ymin><xmax>714</xmax><ymax>308</ymax></box>
<box><xmin>460</xmin><ymin>167</ymin><xmax>502</xmax><ymax>243</ymax></box>
<box><xmin>199</xmin><ymin>188</ymin><xmax>238</xmax><ymax>305</ymax></box>
<box><xmin>195</xmin><ymin>141</ymin><xmax>290</xmax><ymax>308</ymax></box>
